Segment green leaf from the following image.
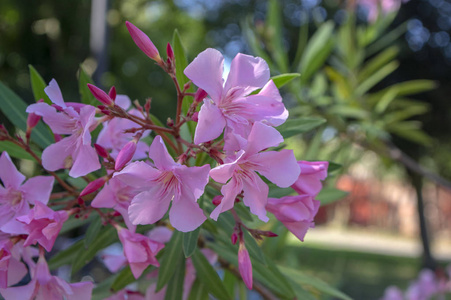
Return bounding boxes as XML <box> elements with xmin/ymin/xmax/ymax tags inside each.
<box><xmin>0</xmin><ymin>81</ymin><xmax>54</xmax><ymax>148</ymax></box>
<box><xmin>234</xmin><ymin>204</ymin><xmax>254</xmax><ymax>222</ymax></box>
<box><xmin>223</xmin><ymin>270</ymin><xmax>237</xmax><ymax>297</ymax></box>
<box><xmin>157</xmin><ymin>230</ymin><xmax>183</xmax><ymax>291</ymax></box>
<box><xmin>358</xmin><ymin>46</ymin><xmax>399</xmax><ymax>82</ymax></box>
<box><xmin>183</xmin><ymin>227</ymin><xmax>200</xmax><ymax>258</ymax></box>
<box><xmin>191</xmin><ymin>249</ymin><xmax>231</xmax><ymax>300</ymax></box>
<box><xmin>48</xmin><ymin>239</ymin><xmax>84</xmax><ymax>270</ymax></box>
<box><xmin>84</xmin><ymin>217</ymin><xmax>103</xmax><ymax>248</ymax></box>
<box><xmin>172</xmin><ymin>29</ymin><xmax>189</xmax><ymax>90</ymax></box>
<box><xmin>78</xmin><ymin>67</ymin><xmax>97</xmax><ymax>106</ymax></box>
<box><xmin>0</xmin><ymin>141</ymin><xmax>40</xmax><ymax>161</ymax></box>
<box><xmin>327</xmin><ymin>162</ymin><xmax>342</xmax><ymax>174</ymax></box>
<box><xmin>277</xmin><ymin>117</ymin><xmax>326</xmax><ymax>139</ymax></box>
<box><xmin>270</xmin><ymin>73</ymin><xmax>301</xmax><ymax>89</ymax></box>
<box><xmin>29</xmin><ymin>65</ymin><xmax>51</xmax><ymax>104</ymax></box>
<box><xmin>241</xmin><ymin>18</ymin><xmax>275</xmax><ymax>71</ymax></box>
<box><xmin>72</xmin><ymin>226</ymin><xmax>118</xmax><ymax>275</ymax></box>
<box><xmin>188</xmin><ymin>280</ymin><xmax>209</xmax><ymax>300</ymax></box>
<box><xmin>316</xmin><ymin>187</ymin><xmax>348</xmax><ymax>205</ymax></box>
<box><xmin>355</xmin><ymin>61</ymin><xmax>399</xmax><ymax>96</ymax></box>
<box><xmin>267</xmin><ymin>0</ymin><xmax>289</xmax><ymax>72</ymax></box>
<box><xmin>279</xmin><ymin>266</ymin><xmax>352</xmax><ymax>300</ymax></box>
<box><xmin>164</xmin><ymin>252</ymin><xmax>186</xmax><ymax>300</ymax></box>
<box><xmin>59</xmin><ymin>214</ymin><xmax>95</xmax><ymax>235</ymax></box>
<box><xmin>299</xmin><ymin>21</ymin><xmax>334</xmax><ymax>83</ymax></box>
<box><xmin>329</xmin><ymin>105</ymin><xmax>369</xmax><ymax>119</ymax></box>
<box><xmin>388</xmin><ymin>122</ymin><xmax>433</xmax><ymax>145</ymax></box>
<box><xmin>92</xmin><ymin>275</ymin><xmax>118</xmax><ymax>300</ymax></box>
<box><xmin>111</xmin><ymin>267</ymin><xmax>134</xmax><ymax>292</ymax></box>
<box><xmin>243</xmin><ymin>231</ymin><xmax>266</xmax><ymax>265</ymax></box>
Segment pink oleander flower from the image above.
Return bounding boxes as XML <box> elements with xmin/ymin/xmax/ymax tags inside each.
<box><xmin>26</xmin><ymin>79</ymin><xmax>100</xmax><ymax>177</ymax></box>
<box><xmin>292</xmin><ymin>161</ymin><xmax>329</xmax><ymax>198</ymax></box>
<box><xmin>91</xmin><ymin>177</ymin><xmax>141</xmax><ymax>231</ymax></box>
<box><xmin>357</xmin><ymin>0</ymin><xmax>407</xmax><ymax>22</ymax></box>
<box><xmin>184</xmin><ymin>48</ymin><xmax>287</xmax><ymax>150</ymax></box>
<box><xmin>0</xmin><ymin>239</ymin><xmax>28</xmax><ymax>289</ymax></box>
<box><xmin>117</xmin><ymin>227</ymin><xmax>164</xmax><ymax>279</ymax></box>
<box><xmin>125</xmin><ymin>21</ymin><xmax>161</xmax><ymax>62</ymax></box>
<box><xmin>147</xmin><ymin>226</ymin><xmax>173</xmax><ymax>244</ymax></box>
<box><xmin>266</xmin><ymin>195</ymin><xmax>320</xmax><ymax>242</ymax></box>
<box><xmin>0</xmin><ymin>255</ymin><xmax>93</xmax><ymax>300</ymax></box>
<box><xmin>0</xmin><ymin>152</ymin><xmax>54</xmax><ymax>234</ymax></box>
<box><xmin>238</xmin><ymin>242</ymin><xmax>253</xmax><ymax>289</ymax></box>
<box><xmin>17</xmin><ymin>202</ymin><xmax>68</xmax><ymax>252</ymax></box>
<box><xmin>406</xmin><ymin>269</ymin><xmax>440</xmax><ymax>300</ymax></box>
<box><xmin>380</xmin><ymin>286</ymin><xmax>404</xmax><ymax>300</ymax></box>
<box><xmin>114</xmin><ymin>136</ymin><xmax>210</xmax><ymax>232</ymax></box>
<box><xmin>209</xmin><ymin>122</ymin><xmax>300</xmax><ymax>221</ymax></box>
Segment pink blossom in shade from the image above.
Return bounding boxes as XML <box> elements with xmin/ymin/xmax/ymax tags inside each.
<box><xmin>184</xmin><ymin>48</ymin><xmax>287</xmax><ymax>148</ymax></box>
<box><xmin>26</xmin><ymin>79</ymin><xmax>101</xmax><ymax>178</ymax></box>
<box><xmin>358</xmin><ymin>0</ymin><xmax>405</xmax><ymax>22</ymax></box>
<box><xmin>380</xmin><ymin>286</ymin><xmax>404</xmax><ymax>300</ymax></box>
<box><xmin>0</xmin><ymin>152</ymin><xmax>54</xmax><ymax>234</ymax></box>
<box><xmin>291</xmin><ymin>161</ymin><xmax>329</xmax><ymax>198</ymax></box>
<box><xmin>238</xmin><ymin>243</ymin><xmax>253</xmax><ymax>290</ymax></box>
<box><xmin>147</xmin><ymin>226</ymin><xmax>173</xmax><ymax>244</ymax></box>
<box><xmin>0</xmin><ymin>256</ymin><xmax>93</xmax><ymax>300</ymax></box>
<box><xmin>0</xmin><ymin>239</ymin><xmax>28</xmax><ymax>289</ymax></box>
<box><xmin>102</xmin><ymin>253</ymin><xmax>128</xmax><ymax>273</ymax></box>
<box><xmin>145</xmin><ymin>283</ymin><xmax>166</xmax><ymax>300</ymax></box>
<box><xmin>406</xmin><ymin>269</ymin><xmax>440</xmax><ymax>300</ymax></box>
<box><xmin>114</xmin><ymin>136</ymin><xmax>210</xmax><ymax>232</ymax></box>
<box><xmin>125</xmin><ymin>21</ymin><xmax>161</xmax><ymax>62</ymax></box>
<box><xmin>91</xmin><ymin>177</ymin><xmax>141</xmax><ymax>231</ymax></box>
<box><xmin>209</xmin><ymin>122</ymin><xmax>300</xmax><ymax>222</ymax></box>
<box><xmin>266</xmin><ymin>195</ymin><xmax>320</xmax><ymax>242</ymax></box>
<box><xmin>16</xmin><ymin>202</ymin><xmax>68</xmax><ymax>252</ymax></box>
<box><xmin>117</xmin><ymin>227</ymin><xmax>164</xmax><ymax>279</ymax></box>
<box><xmin>96</xmin><ymin>109</ymin><xmax>149</xmax><ymax>161</ymax></box>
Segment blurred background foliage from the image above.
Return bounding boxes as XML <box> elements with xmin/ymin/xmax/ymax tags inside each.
<box><xmin>1</xmin><ymin>0</ymin><xmax>451</xmax><ymax>298</ymax></box>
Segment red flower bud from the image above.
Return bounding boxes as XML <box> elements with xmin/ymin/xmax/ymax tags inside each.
<box><xmin>94</xmin><ymin>144</ymin><xmax>109</xmax><ymax>158</ymax></box>
<box><xmin>194</xmin><ymin>88</ymin><xmax>208</xmax><ymax>103</ymax></box>
<box><xmin>108</xmin><ymin>86</ymin><xmax>117</xmax><ymax>101</ymax></box>
<box><xmin>80</xmin><ymin>177</ymin><xmax>107</xmax><ymax>197</ymax></box>
<box><xmin>125</xmin><ymin>21</ymin><xmax>161</xmax><ymax>62</ymax></box>
<box><xmin>87</xmin><ymin>84</ymin><xmax>114</xmax><ymax>106</ymax></box>
<box><xmin>166</xmin><ymin>43</ymin><xmax>174</xmax><ymax>62</ymax></box>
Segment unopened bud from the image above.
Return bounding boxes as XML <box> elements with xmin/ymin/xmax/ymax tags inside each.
<box><xmin>115</xmin><ymin>140</ymin><xmax>137</xmax><ymax>170</ymax></box>
<box><xmin>87</xmin><ymin>84</ymin><xmax>114</xmax><ymax>106</ymax></box>
<box><xmin>238</xmin><ymin>242</ymin><xmax>253</xmax><ymax>289</ymax></box>
<box><xmin>108</xmin><ymin>86</ymin><xmax>117</xmax><ymax>101</ymax></box>
<box><xmin>212</xmin><ymin>195</ymin><xmax>223</xmax><ymax>206</ymax></box>
<box><xmin>144</xmin><ymin>98</ymin><xmax>151</xmax><ymax>113</ymax></box>
<box><xmin>194</xmin><ymin>88</ymin><xmax>208</xmax><ymax>103</ymax></box>
<box><xmin>183</xmin><ymin>82</ymin><xmax>191</xmax><ymax>91</ymax></box>
<box><xmin>54</xmin><ymin>134</ymin><xmax>62</xmax><ymax>142</ymax></box>
<box><xmin>94</xmin><ymin>144</ymin><xmax>109</xmax><ymax>159</ymax></box>
<box><xmin>166</xmin><ymin>43</ymin><xmax>174</xmax><ymax>62</ymax></box>
<box><xmin>125</xmin><ymin>21</ymin><xmax>161</xmax><ymax>63</ymax></box>
<box><xmin>79</xmin><ymin>177</ymin><xmax>107</xmax><ymax>197</ymax></box>
<box><xmin>191</xmin><ymin>112</ymin><xmax>199</xmax><ymax>122</ymax></box>
<box><xmin>167</xmin><ymin>118</ymin><xmax>174</xmax><ymax>127</ymax></box>
<box><xmin>26</xmin><ymin>112</ymin><xmax>41</xmax><ymax>129</ymax></box>
<box><xmin>261</xmin><ymin>231</ymin><xmax>278</xmax><ymax>238</ymax></box>
<box><xmin>231</xmin><ymin>232</ymin><xmax>238</xmax><ymax>245</ymax></box>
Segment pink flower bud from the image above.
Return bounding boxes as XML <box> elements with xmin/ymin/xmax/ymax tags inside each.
<box><xmin>231</xmin><ymin>232</ymin><xmax>238</xmax><ymax>245</ymax></box>
<box><xmin>108</xmin><ymin>86</ymin><xmax>117</xmax><ymax>101</ymax></box>
<box><xmin>125</xmin><ymin>21</ymin><xmax>161</xmax><ymax>62</ymax></box>
<box><xmin>194</xmin><ymin>88</ymin><xmax>208</xmax><ymax>103</ymax></box>
<box><xmin>26</xmin><ymin>112</ymin><xmax>41</xmax><ymax>129</ymax></box>
<box><xmin>212</xmin><ymin>195</ymin><xmax>222</xmax><ymax>206</ymax></box>
<box><xmin>80</xmin><ymin>177</ymin><xmax>107</xmax><ymax>197</ymax></box>
<box><xmin>87</xmin><ymin>84</ymin><xmax>114</xmax><ymax>106</ymax></box>
<box><xmin>191</xmin><ymin>112</ymin><xmax>199</xmax><ymax>122</ymax></box>
<box><xmin>54</xmin><ymin>134</ymin><xmax>62</xmax><ymax>142</ymax></box>
<box><xmin>115</xmin><ymin>140</ymin><xmax>137</xmax><ymax>170</ymax></box>
<box><xmin>238</xmin><ymin>242</ymin><xmax>253</xmax><ymax>289</ymax></box>
<box><xmin>94</xmin><ymin>143</ymin><xmax>109</xmax><ymax>159</ymax></box>
<box><xmin>166</xmin><ymin>43</ymin><xmax>174</xmax><ymax>62</ymax></box>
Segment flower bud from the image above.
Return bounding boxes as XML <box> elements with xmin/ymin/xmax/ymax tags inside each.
<box><xmin>238</xmin><ymin>242</ymin><xmax>253</xmax><ymax>289</ymax></box>
<box><xmin>212</xmin><ymin>195</ymin><xmax>222</xmax><ymax>206</ymax></box>
<box><xmin>27</xmin><ymin>112</ymin><xmax>41</xmax><ymax>129</ymax></box>
<box><xmin>115</xmin><ymin>140</ymin><xmax>137</xmax><ymax>170</ymax></box>
<box><xmin>194</xmin><ymin>88</ymin><xmax>208</xmax><ymax>103</ymax></box>
<box><xmin>231</xmin><ymin>232</ymin><xmax>238</xmax><ymax>245</ymax></box>
<box><xmin>125</xmin><ymin>21</ymin><xmax>161</xmax><ymax>63</ymax></box>
<box><xmin>94</xmin><ymin>143</ymin><xmax>109</xmax><ymax>159</ymax></box>
<box><xmin>108</xmin><ymin>86</ymin><xmax>117</xmax><ymax>101</ymax></box>
<box><xmin>191</xmin><ymin>112</ymin><xmax>199</xmax><ymax>122</ymax></box>
<box><xmin>166</xmin><ymin>43</ymin><xmax>174</xmax><ymax>62</ymax></box>
<box><xmin>87</xmin><ymin>84</ymin><xmax>114</xmax><ymax>106</ymax></box>
<box><xmin>80</xmin><ymin>177</ymin><xmax>107</xmax><ymax>197</ymax></box>
<box><xmin>54</xmin><ymin>134</ymin><xmax>62</xmax><ymax>142</ymax></box>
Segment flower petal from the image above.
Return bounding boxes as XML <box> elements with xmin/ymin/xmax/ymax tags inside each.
<box><xmin>0</xmin><ymin>152</ymin><xmax>25</xmax><ymax>189</ymax></box>
<box><xmin>193</xmin><ymin>99</ymin><xmax>226</xmax><ymax>144</ymax></box>
<box><xmin>177</xmin><ymin>164</ymin><xmax>210</xmax><ymax>199</ymax></box>
<box><xmin>252</xmin><ymin>150</ymin><xmax>300</xmax><ymax>188</ymax></box>
<box><xmin>44</xmin><ymin>79</ymin><xmax>66</xmax><ymax>107</ymax></box>
<box><xmin>114</xmin><ymin>161</ymin><xmax>160</xmax><ymax>188</ymax></box>
<box><xmin>244</xmin><ymin>122</ymin><xmax>284</xmax><ymax>156</ymax></box>
<box><xmin>242</xmin><ymin>172</ymin><xmax>269</xmax><ymax>222</ymax></box>
<box><xmin>169</xmin><ymin>195</ymin><xmax>206</xmax><ymax>232</ymax></box>
<box><xmin>148</xmin><ymin>136</ymin><xmax>177</xmax><ymax>170</ymax></box>
<box><xmin>128</xmin><ymin>189</ymin><xmax>171</xmax><ymax>225</ymax></box>
<box><xmin>69</xmin><ymin>144</ymin><xmax>100</xmax><ymax>178</ymax></box>
<box><xmin>210</xmin><ymin>178</ymin><xmax>243</xmax><ymax>220</ymax></box>
<box><xmin>20</xmin><ymin>176</ymin><xmax>54</xmax><ymax>205</ymax></box>
<box><xmin>41</xmin><ymin>137</ymin><xmax>74</xmax><ymax>172</ymax></box>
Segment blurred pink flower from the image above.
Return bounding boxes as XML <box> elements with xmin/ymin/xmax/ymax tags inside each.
<box><xmin>291</xmin><ymin>161</ymin><xmax>329</xmax><ymax>197</ymax></box>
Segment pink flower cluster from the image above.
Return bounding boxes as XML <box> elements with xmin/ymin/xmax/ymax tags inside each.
<box><xmin>0</xmin><ymin>20</ymin><xmax>330</xmax><ymax>298</ymax></box>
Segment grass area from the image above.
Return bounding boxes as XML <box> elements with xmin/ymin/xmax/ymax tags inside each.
<box><xmin>278</xmin><ymin>244</ymin><xmax>425</xmax><ymax>299</ymax></box>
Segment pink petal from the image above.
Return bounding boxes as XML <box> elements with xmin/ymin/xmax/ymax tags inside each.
<box><xmin>292</xmin><ymin>161</ymin><xmax>329</xmax><ymax>197</ymax></box>
<box><xmin>177</xmin><ymin>164</ymin><xmax>210</xmax><ymax>199</ymax></box>
<box><xmin>69</xmin><ymin>144</ymin><xmax>100</xmax><ymax>178</ymax></box>
<box><xmin>257</xmin><ymin>80</ymin><xmax>288</xmax><ymax>126</ymax></box>
<box><xmin>0</xmin><ymin>279</ymin><xmax>37</xmax><ymax>300</ymax></box>
<box><xmin>20</xmin><ymin>176</ymin><xmax>54</xmax><ymax>205</ymax></box>
<box><xmin>283</xmin><ymin>221</ymin><xmax>312</xmax><ymax>242</ymax></box>
<box><xmin>244</xmin><ymin>122</ymin><xmax>283</xmax><ymax>156</ymax></box>
<box><xmin>128</xmin><ymin>190</ymin><xmax>171</xmax><ymax>225</ymax></box>
<box><xmin>87</xmin><ymin>84</ymin><xmax>114</xmax><ymax>106</ymax></box>
<box><xmin>102</xmin><ymin>254</ymin><xmax>127</xmax><ymax>273</ymax></box>
<box><xmin>115</xmin><ymin>95</ymin><xmax>131</xmax><ymax>110</ymax></box>
<box><xmin>91</xmin><ymin>181</ymin><xmax>117</xmax><ymax>208</ymax></box>
<box><xmin>210</xmin><ymin>178</ymin><xmax>243</xmax><ymax>220</ymax></box>
<box><xmin>251</xmin><ymin>149</ymin><xmax>300</xmax><ymax>188</ymax></box>
<box><xmin>242</xmin><ymin>94</ymin><xmax>285</xmax><ymax>122</ymax></box>
<box><xmin>44</xmin><ymin>79</ymin><xmax>66</xmax><ymax>107</ymax></box>
<box><xmin>66</xmin><ymin>282</ymin><xmax>94</xmax><ymax>300</ymax></box>
<box><xmin>148</xmin><ymin>136</ymin><xmax>177</xmax><ymax>170</ymax></box>
<box><xmin>0</xmin><ymin>152</ymin><xmax>25</xmax><ymax>189</ymax></box>
<box><xmin>224</xmin><ymin>53</ymin><xmax>269</xmax><ymax>97</ymax></box>
<box><xmin>209</xmin><ymin>150</ymin><xmax>244</xmax><ymax>183</ymax></box>
<box><xmin>79</xmin><ymin>105</ymin><xmax>97</xmax><ymax>145</ymax></box>
<box><xmin>242</xmin><ymin>172</ymin><xmax>269</xmax><ymax>222</ymax></box>
<box><xmin>41</xmin><ymin>136</ymin><xmax>74</xmax><ymax>172</ymax></box>
<box><xmin>193</xmin><ymin>99</ymin><xmax>226</xmax><ymax>144</ymax></box>
<box><xmin>238</xmin><ymin>245</ymin><xmax>253</xmax><ymax>289</ymax></box>
<box><xmin>7</xmin><ymin>257</ymin><xmax>27</xmax><ymax>287</ymax></box>
<box><xmin>147</xmin><ymin>227</ymin><xmax>173</xmax><ymax>244</ymax></box>
<box><xmin>114</xmin><ymin>161</ymin><xmax>160</xmax><ymax>188</ymax></box>
<box><xmin>169</xmin><ymin>194</ymin><xmax>206</xmax><ymax>232</ymax></box>
<box><xmin>184</xmin><ymin>48</ymin><xmax>224</xmax><ymax>103</ymax></box>
<box><xmin>26</xmin><ymin>103</ymin><xmax>75</xmax><ymax>135</ymax></box>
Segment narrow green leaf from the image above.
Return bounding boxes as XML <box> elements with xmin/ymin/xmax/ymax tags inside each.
<box><xmin>279</xmin><ymin>266</ymin><xmax>352</xmax><ymax>300</ymax></box>
<box><xmin>59</xmin><ymin>214</ymin><xmax>95</xmax><ymax>235</ymax></box>
<box><xmin>0</xmin><ymin>81</ymin><xmax>53</xmax><ymax>148</ymax></box>
<box><xmin>164</xmin><ymin>252</ymin><xmax>186</xmax><ymax>300</ymax></box>
<box><xmin>48</xmin><ymin>239</ymin><xmax>84</xmax><ymax>270</ymax></box>
<box><xmin>84</xmin><ymin>217</ymin><xmax>103</xmax><ymax>248</ymax></box>
<box><xmin>293</xmin><ymin>15</ymin><xmax>310</xmax><ymax>70</ymax></box>
<box><xmin>29</xmin><ymin>65</ymin><xmax>51</xmax><ymax>104</ymax></box>
<box><xmin>191</xmin><ymin>249</ymin><xmax>231</xmax><ymax>300</ymax></box>
<box><xmin>267</xmin><ymin>0</ymin><xmax>289</xmax><ymax>72</ymax></box>
<box><xmin>355</xmin><ymin>61</ymin><xmax>399</xmax><ymax>96</ymax></box>
<box><xmin>172</xmin><ymin>30</ymin><xmax>189</xmax><ymax>90</ymax></box>
<box><xmin>270</xmin><ymin>73</ymin><xmax>301</xmax><ymax>89</ymax></box>
<box><xmin>277</xmin><ymin>117</ymin><xmax>326</xmax><ymax>139</ymax></box>
<box><xmin>329</xmin><ymin>105</ymin><xmax>369</xmax><ymax>119</ymax></box>
<box><xmin>0</xmin><ymin>141</ymin><xmax>40</xmax><ymax>161</ymax></box>
<box><xmin>234</xmin><ymin>204</ymin><xmax>254</xmax><ymax>222</ymax></box>
<box><xmin>223</xmin><ymin>270</ymin><xmax>237</xmax><ymax>297</ymax></box>
<box><xmin>188</xmin><ymin>280</ymin><xmax>209</xmax><ymax>300</ymax></box>
<box><xmin>72</xmin><ymin>226</ymin><xmax>118</xmax><ymax>274</ymax></box>
<box><xmin>243</xmin><ymin>231</ymin><xmax>266</xmax><ymax>265</ymax></box>
<box><xmin>241</xmin><ymin>18</ymin><xmax>276</xmax><ymax>71</ymax></box>
<box><xmin>358</xmin><ymin>46</ymin><xmax>399</xmax><ymax>82</ymax></box>
<box><xmin>78</xmin><ymin>67</ymin><xmax>97</xmax><ymax>106</ymax></box>
<box><xmin>183</xmin><ymin>227</ymin><xmax>200</xmax><ymax>258</ymax></box>
<box><xmin>374</xmin><ymin>86</ymin><xmax>398</xmax><ymax>113</ymax></box>
<box><xmin>299</xmin><ymin>21</ymin><xmax>334</xmax><ymax>82</ymax></box>
<box><xmin>111</xmin><ymin>267</ymin><xmax>134</xmax><ymax>292</ymax></box>
<box><xmin>316</xmin><ymin>187</ymin><xmax>348</xmax><ymax>206</ymax></box>
<box><xmin>157</xmin><ymin>230</ymin><xmax>183</xmax><ymax>291</ymax></box>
